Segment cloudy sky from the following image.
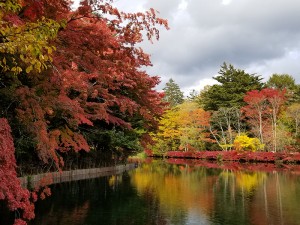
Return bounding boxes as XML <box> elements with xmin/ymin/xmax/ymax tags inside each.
<box><xmin>104</xmin><ymin>0</ymin><xmax>300</xmax><ymax>96</ymax></box>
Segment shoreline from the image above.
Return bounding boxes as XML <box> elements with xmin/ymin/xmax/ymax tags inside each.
<box><xmin>147</xmin><ymin>150</ymin><xmax>300</xmax><ymax>164</ymax></box>
<box><xmin>19</xmin><ymin>163</ymin><xmax>136</xmax><ymax>188</ymax></box>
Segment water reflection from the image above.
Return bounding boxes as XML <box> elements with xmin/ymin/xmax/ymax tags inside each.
<box><xmin>26</xmin><ymin>160</ymin><xmax>300</xmax><ymax>225</ymax></box>
<box><xmin>29</xmin><ymin>174</ymin><xmax>169</xmax><ymax>225</ymax></box>
<box><xmin>130</xmin><ymin>161</ymin><xmax>300</xmax><ymax>225</ymax></box>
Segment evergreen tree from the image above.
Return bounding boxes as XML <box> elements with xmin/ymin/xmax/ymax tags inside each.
<box><xmin>163</xmin><ymin>78</ymin><xmax>184</xmax><ymax>107</ymax></box>
<box><xmin>187</xmin><ymin>89</ymin><xmax>199</xmax><ymax>101</ymax></box>
<box><xmin>266</xmin><ymin>73</ymin><xmax>299</xmax><ymax>103</ymax></box>
<box><xmin>200</xmin><ymin>63</ymin><xmax>263</xmax><ymax>111</ymax></box>
<box><xmin>266</xmin><ymin>73</ymin><xmax>296</xmax><ymax>90</ymax></box>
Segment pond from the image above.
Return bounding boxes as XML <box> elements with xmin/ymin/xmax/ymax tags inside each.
<box><xmin>24</xmin><ymin>160</ymin><xmax>300</xmax><ymax>224</ymax></box>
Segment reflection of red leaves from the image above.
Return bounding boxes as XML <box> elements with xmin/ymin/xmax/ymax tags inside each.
<box><xmin>31</xmin><ymin>192</ymin><xmax>38</xmax><ymax>202</ymax></box>
<box><xmin>39</xmin><ymin>187</ymin><xmax>51</xmax><ymax>200</ymax></box>
<box><xmin>40</xmin><ymin>192</ymin><xmax>46</xmax><ymax>200</ymax></box>
<box><xmin>13</xmin><ymin>219</ymin><xmax>27</xmax><ymax>225</ymax></box>
<box><xmin>166</xmin><ymin>157</ymin><xmax>300</xmax><ymax>173</ymax></box>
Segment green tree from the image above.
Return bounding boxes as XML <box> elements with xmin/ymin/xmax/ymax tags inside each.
<box><xmin>163</xmin><ymin>78</ymin><xmax>184</xmax><ymax>107</ymax></box>
<box><xmin>266</xmin><ymin>74</ymin><xmax>296</xmax><ymax>90</ymax></box>
<box><xmin>200</xmin><ymin>63</ymin><xmax>263</xmax><ymax>111</ymax></box>
<box><xmin>187</xmin><ymin>89</ymin><xmax>199</xmax><ymax>101</ymax></box>
<box><xmin>286</xmin><ymin>103</ymin><xmax>300</xmax><ymax>137</ymax></box>
<box><xmin>266</xmin><ymin>73</ymin><xmax>298</xmax><ymax>103</ymax></box>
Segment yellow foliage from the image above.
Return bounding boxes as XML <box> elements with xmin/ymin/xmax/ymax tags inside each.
<box><xmin>0</xmin><ymin>4</ymin><xmax>62</xmax><ymax>75</ymax></box>
<box><xmin>236</xmin><ymin>172</ymin><xmax>267</xmax><ymax>192</ymax></box>
<box><xmin>233</xmin><ymin>134</ymin><xmax>264</xmax><ymax>152</ymax></box>
<box><xmin>220</xmin><ymin>170</ymin><xmax>267</xmax><ymax>193</ymax></box>
<box><xmin>150</xmin><ymin>102</ymin><xmax>211</xmax><ymax>152</ymax></box>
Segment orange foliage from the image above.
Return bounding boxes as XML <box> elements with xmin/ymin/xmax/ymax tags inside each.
<box><xmin>153</xmin><ymin>102</ymin><xmax>211</xmax><ymax>151</ymax></box>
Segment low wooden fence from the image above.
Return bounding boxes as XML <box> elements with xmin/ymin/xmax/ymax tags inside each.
<box><xmin>19</xmin><ymin>163</ymin><xmax>136</xmax><ymax>188</ymax></box>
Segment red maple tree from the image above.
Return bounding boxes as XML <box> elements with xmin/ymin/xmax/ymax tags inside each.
<box><xmin>0</xmin><ymin>118</ymin><xmax>35</xmax><ymax>225</ymax></box>
<box><xmin>242</xmin><ymin>88</ymin><xmax>286</xmax><ymax>151</ymax></box>
<box><xmin>1</xmin><ymin>0</ymin><xmax>169</xmax><ymax>223</ymax></box>
<box><xmin>14</xmin><ymin>0</ymin><xmax>168</xmax><ymax>167</ymax></box>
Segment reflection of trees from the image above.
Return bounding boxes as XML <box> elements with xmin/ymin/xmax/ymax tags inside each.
<box><xmin>214</xmin><ymin>170</ymin><xmax>266</xmax><ymax>225</ymax></box>
<box><xmin>216</xmin><ymin>170</ymin><xmax>300</xmax><ymax>225</ymax></box>
<box><xmin>30</xmin><ymin>173</ymin><xmax>170</xmax><ymax>225</ymax></box>
<box><xmin>130</xmin><ymin>163</ymin><xmax>187</xmax><ymax>225</ymax></box>
<box><xmin>28</xmin><ymin>161</ymin><xmax>300</xmax><ymax>225</ymax></box>
<box><xmin>30</xmin><ymin>180</ymin><xmax>93</xmax><ymax>225</ymax></box>
<box><xmin>133</xmin><ymin>161</ymin><xmax>300</xmax><ymax>225</ymax></box>
<box><xmin>250</xmin><ymin>172</ymin><xmax>300</xmax><ymax>225</ymax></box>
<box><xmin>130</xmin><ymin>161</ymin><xmax>219</xmax><ymax>224</ymax></box>
<box><xmin>235</xmin><ymin>172</ymin><xmax>266</xmax><ymax>192</ymax></box>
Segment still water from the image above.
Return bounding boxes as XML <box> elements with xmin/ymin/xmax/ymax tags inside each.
<box><xmin>29</xmin><ymin>160</ymin><xmax>300</xmax><ymax>225</ymax></box>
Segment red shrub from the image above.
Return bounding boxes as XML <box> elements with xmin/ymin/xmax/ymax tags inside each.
<box><xmin>144</xmin><ymin>149</ymin><xmax>153</xmax><ymax>157</ymax></box>
<box><xmin>166</xmin><ymin>151</ymin><xmax>195</xmax><ymax>158</ymax></box>
<box><xmin>157</xmin><ymin>149</ymin><xmax>300</xmax><ymax>164</ymax></box>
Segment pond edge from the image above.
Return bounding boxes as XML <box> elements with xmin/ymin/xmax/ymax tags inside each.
<box><xmin>19</xmin><ymin>163</ymin><xmax>136</xmax><ymax>188</ymax></box>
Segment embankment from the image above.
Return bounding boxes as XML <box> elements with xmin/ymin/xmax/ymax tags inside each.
<box><xmin>19</xmin><ymin>163</ymin><xmax>136</xmax><ymax>188</ymax></box>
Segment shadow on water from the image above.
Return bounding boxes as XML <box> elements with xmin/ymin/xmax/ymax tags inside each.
<box><xmin>30</xmin><ymin>172</ymin><xmax>170</xmax><ymax>225</ymax></box>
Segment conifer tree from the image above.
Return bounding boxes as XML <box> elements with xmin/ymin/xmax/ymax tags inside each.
<box><xmin>200</xmin><ymin>63</ymin><xmax>263</xmax><ymax>111</ymax></box>
<box><xmin>163</xmin><ymin>78</ymin><xmax>184</xmax><ymax>107</ymax></box>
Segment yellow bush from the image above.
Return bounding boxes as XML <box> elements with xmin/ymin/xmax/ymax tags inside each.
<box><xmin>233</xmin><ymin>134</ymin><xmax>264</xmax><ymax>152</ymax></box>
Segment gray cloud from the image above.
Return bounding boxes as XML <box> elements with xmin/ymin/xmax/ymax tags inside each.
<box><xmin>115</xmin><ymin>0</ymin><xmax>300</xmax><ymax>95</ymax></box>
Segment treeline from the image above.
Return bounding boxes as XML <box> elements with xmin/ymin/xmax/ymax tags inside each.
<box><xmin>150</xmin><ymin>63</ymin><xmax>300</xmax><ymax>153</ymax></box>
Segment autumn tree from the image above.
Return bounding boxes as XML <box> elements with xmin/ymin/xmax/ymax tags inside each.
<box><xmin>265</xmin><ymin>88</ymin><xmax>286</xmax><ymax>152</ymax></box>
<box><xmin>163</xmin><ymin>78</ymin><xmax>184</xmax><ymax>107</ymax></box>
<box><xmin>0</xmin><ymin>0</ymin><xmax>62</xmax><ymax>77</ymax></box>
<box><xmin>150</xmin><ymin>102</ymin><xmax>211</xmax><ymax>152</ymax></box>
<box><xmin>0</xmin><ymin>0</ymin><xmax>63</xmax><ymax>132</ymax></box>
<box><xmin>242</xmin><ymin>88</ymin><xmax>287</xmax><ymax>152</ymax></box>
<box><xmin>6</xmin><ymin>0</ymin><xmax>169</xmax><ymax>165</ymax></box>
<box><xmin>242</xmin><ymin>90</ymin><xmax>269</xmax><ymax>144</ymax></box>
<box><xmin>199</xmin><ymin>63</ymin><xmax>262</xmax><ymax>150</ymax></box>
<box><xmin>0</xmin><ymin>118</ymin><xmax>35</xmax><ymax>225</ymax></box>
<box><xmin>152</xmin><ymin>106</ymin><xmax>182</xmax><ymax>152</ymax></box>
<box><xmin>176</xmin><ymin>102</ymin><xmax>211</xmax><ymax>151</ymax></box>
<box><xmin>0</xmin><ymin>0</ymin><xmax>169</xmax><ymax>223</ymax></box>
<box><xmin>0</xmin><ymin>1</ymin><xmax>64</xmax><ymax>223</ymax></box>
<box><xmin>209</xmin><ymin>107</ymin><xmax>243</xmax><ymax>150</ymax></box>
